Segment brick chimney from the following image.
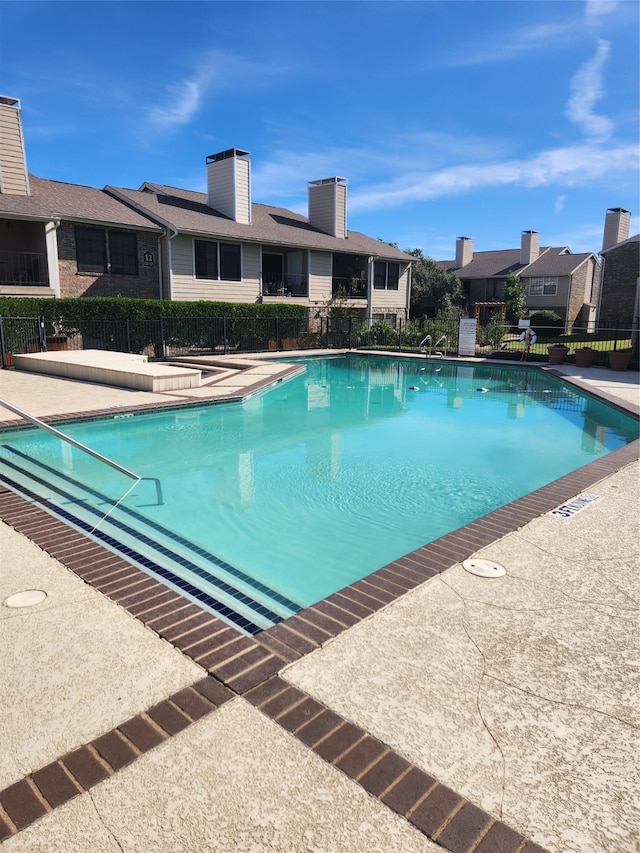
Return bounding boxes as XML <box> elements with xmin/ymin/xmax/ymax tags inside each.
<box><xmin>455</xmin><ymin>237</ymin><xmax>473</xmax><ymax>268</ymax></box>
<box><xmin>308</xmin><ymin>177</ymin><xmax>347</xmax><ymax>238</ymax></box>
<box><xmin>206</xmin><ymin>148</ymin><xmax>251</xmax><ymax>224</ymax></box>
<box><xmin>520</xmin><ymin>231</ymin><xmax>540</xmax><ymax>265</ymax></box>
<box><xmin>602</xmin><ymin>207</ymin><xmax>631</xmax><ymax>251</ymax></box>
<box><xmin>0</xmin><ymin>95</ymin><xmax>30</xmax><ymax>195</ymax></box>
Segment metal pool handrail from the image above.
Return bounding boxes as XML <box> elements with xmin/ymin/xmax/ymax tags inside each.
<box><xmin>0</xmin><ymin>398</ymin><xmax>163</xmax><ymax>506</ymax></box>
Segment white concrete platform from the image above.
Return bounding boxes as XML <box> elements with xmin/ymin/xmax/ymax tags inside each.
<box><xmin>11</xmin><ymin>350</ymin><xmax>201</xmax><ymax>392</ymax></box>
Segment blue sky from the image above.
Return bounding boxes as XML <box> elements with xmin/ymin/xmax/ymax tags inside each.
<box><xmin>1</xmin><ymin>0</ymin><xmax>638</xmax><ymax>259</ymax></box>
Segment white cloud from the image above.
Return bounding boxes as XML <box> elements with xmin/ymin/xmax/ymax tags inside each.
<box><xmin>347</xmin><ymin>142</ymin><xmax>638</xmax><ymax>212</ymax></box>
<box><xmin>564</xmin><ymin>39</ymin><xmax>614</xmax><ymax>141</ymax></box>
<box><xmin>555</xmin><ymin>195</ymin><xmax>567</xmax><ymax>214</ymax></box>
<box><xmin>146</xmin><ymin>79</ymin><xmax>202</xmax><ymax>130</ymax></box>
<box><xmin>585</xmin><ymin>0</ymin><xmax>619</xmax><ymax>27</ymax></box>
<box><xmin>145</xmin><ymin>51</ymin><xmax>290</xmax><ymax>132</ymax></box>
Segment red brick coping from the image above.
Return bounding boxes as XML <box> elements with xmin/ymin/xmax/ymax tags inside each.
<box><xmin>0</xmin><ymin>367</ymin><xmax>637</xmax><ymax>849</ymax></box>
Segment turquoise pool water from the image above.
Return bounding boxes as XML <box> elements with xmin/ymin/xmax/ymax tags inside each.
<box><xmin>0</xmin><ymin>355</ymin><xmax>637</xmax><ymax>630</ymax></box>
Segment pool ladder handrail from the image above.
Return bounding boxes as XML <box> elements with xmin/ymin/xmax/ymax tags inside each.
<box><xmin>419</xmin><ymin>334</ymin><xmax>448</xmax><ymax>358</ymax></box>
<box><xmin>0</xmin><ymin>397</ymin><xmax>163</xmax><ymax>506</ymax></box>
<box><xmin>433</xmin><ymin>335</ymin><xmax>447</xmax><ymax>358</ymax></box>
<box><xmin>419</xmin><ymin>334</ymin><xmax>432</xmax><ymax>356</ymax></box>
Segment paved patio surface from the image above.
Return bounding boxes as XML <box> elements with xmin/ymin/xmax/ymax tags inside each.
<box><xmin>0</xmin><ymin>355</ymin><xmax>637</xmax><ymax>852</ymax></box>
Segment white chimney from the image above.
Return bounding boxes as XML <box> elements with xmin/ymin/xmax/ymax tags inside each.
<box><xmin>520</xmin><ymin>231</ymin><xmax>540</xmax><ymax>265</ymax></box>
<box><xmin>455</xmin><ymin>237</ymin><xmax>473</xmax><ymax>268</ymax></box>
<box><xmin>0</xmin><ymin>95</ymin><xmax>30</xmax><ymax>196</ymax></box>
<box><xmin>206</xmin><ymin>149</ymin><xmax>251</xmax><ymax>224</ymax></box>
<box><xmin>602</xmin><ymin>207</ymin><xmax>631</xmax><ymax>251</ymax></box>
<box><xmin>308</xmin><ymin>177</ymin><xmax>347</xmax><ymax>238</ymax></box>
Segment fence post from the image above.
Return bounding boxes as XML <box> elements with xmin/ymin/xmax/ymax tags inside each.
<box><xmin>126</xmin><ymin>319</ymin><xmax>131</xmax><ymax>353</ymax></box>
<box><xmin>0</xmin><ymin>316</ymin><xmax>6</xmax><ymax>368</ymax></box>
<box><xmin>398</xmin><ymin>318</ymin><xmax>403</xmax><ymax>352</ymax></box>
<box><xmin>223</xmin><ymin>317</ymin><xmax>228</xmax><ymax>354</ymax></box>
<box><xmin>159</xmin><ymin>316</ymin><xmax>165</xmax><ymax>359</ymax></box>
<box><xmin>348</xmin><ymin>317</ymin><xmax>352</xmax><ymax>350</ymax></box>
<box><xmin>613</xmin><ymin>322</ymin><xmax>619</xmax><ymax>351</ymax></box>
<box><xmin>38</xmin><ymin>316</ymin><xmax>46</xmax><ymax>351</ymax></box>
<box><xmin>275</xmin><ymin>317</ymin><xmax>280</xmax><ymax>350</ymax></box>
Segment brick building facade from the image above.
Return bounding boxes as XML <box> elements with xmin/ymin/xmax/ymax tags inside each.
<box><xmin>598</xmin><ymin>236</ymin><xmax>639</xmax><ymax>327</ymax></box>
<box><xmin>56</xmin><ymin>222</ymin><xmax>161</xmax><ymax>299</ymax></box>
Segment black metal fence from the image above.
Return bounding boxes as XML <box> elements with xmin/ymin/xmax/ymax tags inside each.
<box><xmin>1</xmin><ymin>314</ymin><xmax>637</xmax><ymax>369</ymax></box>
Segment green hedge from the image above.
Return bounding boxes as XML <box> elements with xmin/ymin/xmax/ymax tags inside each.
<box><xmin>0</xmin><ymin>295</ymin><xmax>307</xmax><ymax>322</ymax></box>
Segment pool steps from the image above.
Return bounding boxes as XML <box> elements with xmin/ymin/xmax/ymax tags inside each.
<box><xmin>0</xmin><ymin>446</ymin><xmax>300</xmax><ymax>634</ymax></box>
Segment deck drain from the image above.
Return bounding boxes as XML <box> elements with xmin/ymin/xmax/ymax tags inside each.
<box><xmin>462</xmin><ymin>559</ymin><xmax>506</xmax><ymax>578</ymax></box>
<box><xmin>4</xmin><ymin>589</ymin><xmax>47</xmax><ymax>608</ymax></box>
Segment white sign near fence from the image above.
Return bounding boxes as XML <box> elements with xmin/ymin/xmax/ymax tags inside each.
<box><xmin>458</xmin><ymin>318</ymin><xmax>477</xmax><ymax>357</ymax></box>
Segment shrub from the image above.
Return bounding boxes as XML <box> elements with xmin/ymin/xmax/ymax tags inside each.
<box><xmin>528</xmin><ymin>310</ymin><xmax>563</xmax><ymax>331</ymax></box>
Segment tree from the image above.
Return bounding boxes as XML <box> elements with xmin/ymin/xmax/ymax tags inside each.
<box><xmin>405</xmin><ymin>248</ymin><xmax>465</xmax><ymax>319</ymax></box>
<box><xmin>503</xmin><ymin>272</ymin><xmax>527</xmax><ymax>322</ymax></box>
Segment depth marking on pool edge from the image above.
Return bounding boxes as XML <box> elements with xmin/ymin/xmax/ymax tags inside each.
<box><xmin>548</xmin><ymin>492</ymin><xmax>601</xmax><ymax>518</ymax></box>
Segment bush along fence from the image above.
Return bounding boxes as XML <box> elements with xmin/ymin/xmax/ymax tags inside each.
<box><xmin>0</xmin><ymin>313</ymin><xmax>637</xmax><ymax>370</ymax></box>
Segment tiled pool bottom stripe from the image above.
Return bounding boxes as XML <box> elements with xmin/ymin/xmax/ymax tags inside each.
<box><xmin>0</xmin><ymin>679</ymin><xmax>547</xmax><ymax>853</ymax></box>
<box><xmin>0</xmin><ymin>677</ymin><xmax>235</xmax><ymax>842</ymax></box>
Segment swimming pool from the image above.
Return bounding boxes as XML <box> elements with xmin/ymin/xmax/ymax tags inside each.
<box><xmin>0</xmin><ymin>355</ymin><xmax>637</xmax><ymax>632</ymax></box>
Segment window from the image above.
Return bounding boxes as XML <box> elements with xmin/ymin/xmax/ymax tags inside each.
<box><xmin>195</xmin><ymin>240</ymin><xmax>241</xmax><ymax>281</ymax></box>
<box><xmin>528</xmin><ymin>276</ymin><xmax>557</xmax><ymax>296</ymax></box>
<box><xmin>109</xmin><ymin>231</ymin><xmax>137</xmax><ymax>275</ymax></box>
<box><xmin>220</xmin><ymin>243</ymin><xmax>241</xmax><ymax>280</ymax></box>
<box><xmin>373</xmin><ymin>261</ymin><xmax>400</xmax><ymax>290</ymax></box>
<box><xmin>75</xmin><ymin>227</ymin><xmax>106</xmax><ymax>273</ymax></box>
<box><xmin>195</xmin><ymin>241</ymin><xmax>218</xmax><ymax>279</ymax></box>
<box><xmin>75</xmin><ymin>227</ymin><xmax>138</xmax><ymax>275</ymax></box>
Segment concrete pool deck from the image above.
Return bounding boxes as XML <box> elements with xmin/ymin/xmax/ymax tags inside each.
<box><xmin>0</xmin><ymin>354</ymin><xmax>638</xmax><ymax>852</ymax></box>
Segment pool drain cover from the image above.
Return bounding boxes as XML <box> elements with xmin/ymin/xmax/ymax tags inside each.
<box><xmin>4</xmin><ymin>590</ymin><xmax>47</xmax><ymax>608</ymax></box>
<box><xmin>462</xmin><ymin>559</ymin><xmax>506</xmax><ymax>578</ymax></box>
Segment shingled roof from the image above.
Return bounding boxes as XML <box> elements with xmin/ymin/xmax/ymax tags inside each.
<box><xmin>0</xmin><ymin>176</ymin><xmax>161</xmax><ymax>230</ymax></box>
<box><xmin>438</xmin><ymin>246</ymin><xmax>597</xmax><ymax>279</ymax></box>
<box><xmin>107</xmin><ymin>183</ymin><xmax>412</xmax><ymax>261</ymax></box>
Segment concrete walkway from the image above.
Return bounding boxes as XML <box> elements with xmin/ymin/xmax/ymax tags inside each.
<box><xmin>0</xmin><ymin>357</ymin><xmax>637</xmax><ymax>852</ymax></box>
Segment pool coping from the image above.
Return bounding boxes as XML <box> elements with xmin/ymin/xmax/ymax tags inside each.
<box><xmin>0</xmin><ymin>360</ymin><xmax>638</xmax><ymax>850</ymax></box>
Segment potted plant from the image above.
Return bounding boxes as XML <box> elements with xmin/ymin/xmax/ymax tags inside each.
<box><xmin>548</xmin><ymin>344</ymin><xmax>569</xmax><ymax>365</ymax></box>
<box><xmin>608</xmin><ymin>349</ymin><xmax>632</xmax><ymax>371</ymax></box>
<box><xmin>574</xmin><ymin>346</ymin><xmax>595</xmax><ymax>368</ymax></box>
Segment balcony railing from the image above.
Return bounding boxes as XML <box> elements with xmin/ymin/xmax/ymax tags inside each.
<box><xmin>0</xmin><ymin>251</ymin><xmax>48</xmax><ymax>286</ymax></box>
<box><xmin>332</xmin><ymin>277</ymin><xmax>368</xmax><ymax>299</ymax></box>
<box><xmin>262</xmin><ymin>273</ymin><xmax>309</xmax><ymax>297</ymax></box>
